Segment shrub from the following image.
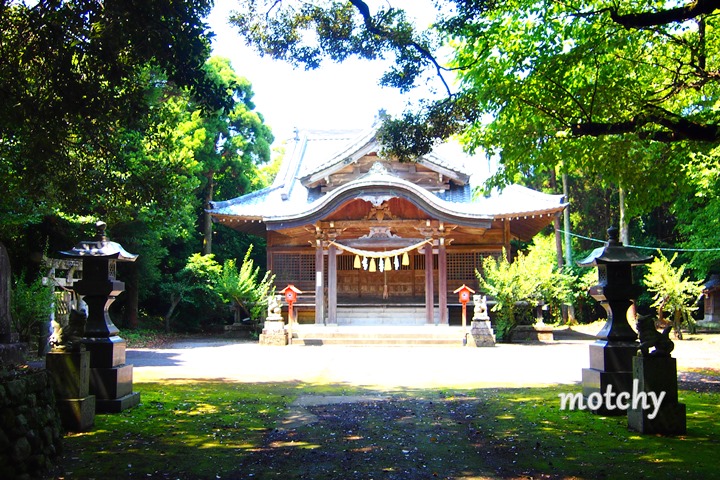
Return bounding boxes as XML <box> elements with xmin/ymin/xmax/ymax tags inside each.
<box><xmin>215</xmin><ymin>245</ymin><xmax>275</xmax><ymax>325</ymax></box>
<box><xmin>643</xmin><ymin>251</ymin><xmax>704</xmax><ymax>339</ymax></box>
<box><xmin>10</xmin><ymin>272</ymin><xmax>53</xmax><ymax>342</ymax></box>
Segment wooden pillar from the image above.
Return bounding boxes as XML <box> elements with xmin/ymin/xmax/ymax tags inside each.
<box><xmin>503</xmin><ymin>218</ymin><xmax>512</xmax><ymax>258</ymax></box>
<box><xmin>315</xmin><ymin>238</ymin><xmax>325</xmax><ymax>325</ymax></box>
<box><xmin>438</xmin><ymin>240</ymin><xmax>448</xmax><ymax>325</ymax></box>
<box><xmin>425</xmin><ymin>244</ymin><xmax>434</xmax><ymax>324</ymax></box>
<box><xmin>328</xmin><ymin>243</ymin><xmax>337</xmax><ymax>324</ymax></box>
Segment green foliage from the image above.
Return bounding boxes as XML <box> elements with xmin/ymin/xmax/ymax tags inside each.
<box><xmin>478</xmin><ymin>235</ymin><xmax>583</xmax><ymax>340</ymax></box>
<box><xmin>446</xmin><ymin>0</ymin><xmax>717</xmax><ymax>218</ymax></box>
<box><xmin>644</xmin><ymin>251</ymin><xmax>704</xmax><ymax>338</ymax></box>
<box><xmin>0</xmin><ymin>1</ymin><xmax>229</xmax><ymax>234</ymax></box>
<box><xmin>215</xmin><ymin>245</ymin><xmax>276</xmax><ymax>323</ymax></box>
<box><xmin>10</xmin><ymin>273</ymin><xmax>53</xmax><ymax>341</ymax></box>
<box><xmin>167</xmin><ymin>253</ymin><xmax>226</xmax><ymax>332</ymax></box>
<box><xmin>564</xmin><ymin>264</ymin><xmax>601</xmax><ymax>324</ymax></box>
<box><xmin>674</xmin><ymin>145</ymin><xmax>720</xmax><ymax>278</ymax></box>
<box><xmin>229</xmin><ymin>2</ymin><xmax>442</xmax><ymax>93</ymax></box>
<box><xmin>477</xmin><ymin>250</ymin><xmax>532</xmax><ymax>341</ymax></box>
<box><xmin>164</xmin><ymin>248</ymin><xmax>276</xmax><ymax>332</ymax></box>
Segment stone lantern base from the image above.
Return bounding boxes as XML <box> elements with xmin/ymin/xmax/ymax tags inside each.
<box><xmin>582</xmin><ymin>340</ymin><xmax>638</xmax><ymax>416</ymax></box>
<box><xmin>259</xmin><ymin>319</ymin><xmax>288</xmax><ymax>346</ymax></box>
<box><xmin>83</xmin><ymin>336</ymin><xmax>140</xmax><ymax>413</ymax></box>
<box><xmin>46</xmin><ymin>350</ymin><xmax>96</xmax><ymax>431</ymax></box>
<box><xmin>467</xmin><ymin>319</ymin><xmax>495</xmax><ymax>347</ymax></box>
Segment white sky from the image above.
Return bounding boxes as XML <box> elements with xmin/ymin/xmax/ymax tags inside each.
<box><xmin>206</xmin><ymin>1</ymin><xmax>446</xmax><ymax>147</ymax></box>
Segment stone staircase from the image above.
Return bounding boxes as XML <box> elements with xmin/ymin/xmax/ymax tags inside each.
<box><xmin>335</xmin><ymin>305</ymin><xmax>440</xmax><ymax>326</ymax></box>
<box><xmin>288</xmin><ymin>304</ymin><xmax>463</xmax><ymax>345</ymax></box>
<box><xmin>289</xmin><ymin>325</ymin><xmax>468</xmax><ymax>346</ymax></box>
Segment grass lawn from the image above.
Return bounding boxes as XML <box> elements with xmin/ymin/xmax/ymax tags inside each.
<box><xmin>50</xmin><ymin>381</ymin><xmax>720</xmax><ymax>479</ymax></box>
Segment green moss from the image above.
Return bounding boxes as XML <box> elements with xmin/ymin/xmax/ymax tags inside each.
<box><xmin>58</xmin><ymin>382</ymin><xmax>292</xmax><ymax>478</ymax></box>
<box><xmin>56</xmin><ymin>383</ymin><xmax>720</xmax><ymax>479</ymax></box>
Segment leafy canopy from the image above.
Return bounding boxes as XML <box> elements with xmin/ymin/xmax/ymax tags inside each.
<box><xmin>0</xmin><ymin>0</ymin><xmax>230</xmax><ymax>232</ymax></box>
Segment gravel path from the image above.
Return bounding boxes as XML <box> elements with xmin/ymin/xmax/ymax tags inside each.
<box><xmin>127</xmin><ymin>334</ymin><xmax>720</xmax><ymax>391</ymax></box>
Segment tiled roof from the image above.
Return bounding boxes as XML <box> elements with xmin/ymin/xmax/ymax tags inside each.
<box><xmin>208</xmin><ymin>127</ymin><xmax>567</xmax><ymax>224</ymax></box>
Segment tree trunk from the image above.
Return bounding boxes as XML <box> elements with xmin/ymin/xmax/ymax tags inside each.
<box><xmin>549</xmin><ymin>169</ymin><xmax>564</xmax><ymax>268</ymax></box>
<box><xmin>124</xmin><ymin>264</ymin><xmax>139</xmax><ymax>329</ymax></box>
<box><xmin>164</xmin><ymin>294</ymin><xmax>181</xmax><ymax>333</ymax></box>
<box><xmin>203</xmin><ymin>172</ymin><xmax>215</xmax><ymax>256</ymax></box>
<box><xmin>619</xmin><ymin>185</ymin><xmax>630</xmax><ymax>245</ymax></box>
<box><xmin>674</xmin><ymin>309</ymin><xmax>684</xmax><ymax>340</ymax></box>
<box><xmin>562</xmin><ymin>172</ymin><xmax>572</xmax><ymax>265</ymax></box>
<box><xmin>0</xmin><ymin>241</ymin><xmax>13</xmax><ymax>342</ymax></box>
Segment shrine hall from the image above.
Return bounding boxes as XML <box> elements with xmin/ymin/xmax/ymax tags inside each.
<box><xmin>208</xmin><ymin>126</ymin><xmax>567</xmax><ymax>333</ymax></box>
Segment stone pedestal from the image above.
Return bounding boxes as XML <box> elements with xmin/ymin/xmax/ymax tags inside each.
<box><xmin>467</xmin><ymin>320</ymin><xmax>495</xmax><ymax>347</ymax></box>
<box><xmin>45</xmin><ymin>350</ymin><xmax>96</xmax><ymax>431</ymax></box>
<box><xmin>628</xmin><ymin>356</ymin><xmax>686</xmax><ymax>435</ymax></box>
<box><xmin>582</xmin><ymin>340</ymin><xmax>638</xmax><ymax>416</ymax></box>
<box><xmin>510</xmin><ymin>324</ymin><xmax>554</xmax><ymax>343</ymax></box>
<box><xmin>259</xmin><ymin>319</ymin><xmax>288</xmax><ymax>346</ymax></box>
<box><xmin>83</xmin><ymin>336</ymin><xmax>140</xmax><ymax>413</ymax></box>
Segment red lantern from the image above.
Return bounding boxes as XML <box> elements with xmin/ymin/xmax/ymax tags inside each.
<box><xmin>454</xmin><ymin>284</ymin><xmax>475</xmax><ymax>305</ymax></box>
<box><xmin>280</xmin><ymin>284</ymin><xmax>303</xmax><ymax>326</ymax></box>
<box><xmin>282</xmin><ymin>284</ymin><xmax>301</xmax><ymax>304</ymax></box>
<box><xmin>453</xmin><ymin>284</ymin><xmax>475</xmax><ymax>346</ymax></box>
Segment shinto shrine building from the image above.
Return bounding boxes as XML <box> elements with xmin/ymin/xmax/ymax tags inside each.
<box><xmin>208</xmin><ymin>126</ymin><xmax>567</xmax><ymax>328</ymax></box>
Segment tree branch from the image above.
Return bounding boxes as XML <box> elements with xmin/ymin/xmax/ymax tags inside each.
<box><xmin>348</xmin><ymin>0</ymin><xmax>452</xmax><ymax>96</ymax></box>
<box><xmin>571</xmin><ymin>105</ymin><xmax>720</xmax><ymax>142</ymax></box>
<box><xmin>610</xmin><ymin>0</ymin><xmax>719</xmax><ymax>29</ymax></box>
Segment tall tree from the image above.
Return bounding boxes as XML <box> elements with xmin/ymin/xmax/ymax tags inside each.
<box><xmin>0</xmin><ymin>0</ymin><xmax>230</xmax><ymax>239</ymax></box>
<box><xmin>197</xmin><ymin>57</ymin><xmax>274</xmax><ymax>255</ymax></box>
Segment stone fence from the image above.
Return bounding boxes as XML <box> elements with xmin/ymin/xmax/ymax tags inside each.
<box><xmin>0</xmin><ymin>369</ymin><xmax>63</xmax><ymax>478</ymax></box>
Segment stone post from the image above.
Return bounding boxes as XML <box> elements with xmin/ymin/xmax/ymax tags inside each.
<box><xmin>627</xmin><ymin>316</ymin><xmax>686</xmax><ymax>434</ymax></box>
<box><xmin>0</xmin><ymin>242</ymin><xmax>26</xmax><ymax>364</ymax></box>
<box><xmin>46</xmin><ymin>349</ymin><xmax>95</xmax><ymax>431</ymax></box>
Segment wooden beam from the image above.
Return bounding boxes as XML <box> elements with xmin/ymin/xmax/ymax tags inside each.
<box><xmin>425</xmin><ymin>245</ymin><xmax>434</xmax><ymax>325</ymax></box>
<box><xmin>315</xmin><ymin>238</ymin><xmax>324</xmax><ymax>325</ymax></box>
<box><xmin>319</xmin><ymin>219</ymin><xmax>449</xmax><ymax>230</ymax></box>
<box><xmin>438</xmin><ymin>241</ymin><xmax>448</xmax><ymax>325</ymax></box>
<box><xmin>328</xmin><ymin>243</ymin><xmax>337</xmax><ymax>324</ymax></box>
<box><xmin>503</xmin><ymin>219</ymin><xmax>512</xmax><ymax>260</ymax></box>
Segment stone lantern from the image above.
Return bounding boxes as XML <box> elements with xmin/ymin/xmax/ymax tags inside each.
<box><xmin>61</xmin><ymin>221</ymin><xmax>140</xmax><ymax>413</ymax></box>
<box><xmin>577</xmin><ymin>227</ymin><xmax>652</xmax><ymax>415</ymax></box>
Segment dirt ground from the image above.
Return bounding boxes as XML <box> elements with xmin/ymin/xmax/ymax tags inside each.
<box><xmin>121</xmin><ymin>329</ymin><xmax>720</xmax><ymax>479</ymax></box>
<box><xmin>128</xmin><ymin>326</ymin><xmax>720</xmax><ymax>390</ymax></box>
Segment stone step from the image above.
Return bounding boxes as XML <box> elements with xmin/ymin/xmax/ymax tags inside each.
<box><xmin>288</xmin><ymin>325</ymin><xmax>485</xmax><ymax>346</ymax></box>
<box><xmin>291</xmin><ymin>337</ymin><xmax>464</xmax><ymax>346</ymax></box>
<box><xmin>334</xmin><ymin>307</ymin><xmax>442</xmax><ymax>326</ymax></box>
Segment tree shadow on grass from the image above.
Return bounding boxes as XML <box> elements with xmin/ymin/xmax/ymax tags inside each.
<box><xmin>51</xmin><ymin>381</ymin><xmax>720</xmax><ymax>480</ymax></box>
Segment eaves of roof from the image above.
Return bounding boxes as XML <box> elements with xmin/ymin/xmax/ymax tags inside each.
<box><xmin>264</xmin><ymin>164</ymin><xmax>494</xmax><ymax>231</ymax></box>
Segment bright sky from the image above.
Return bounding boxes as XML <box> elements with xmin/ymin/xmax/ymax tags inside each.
<box><xmin>206</xmin><ymin>1</ymin><xmax>445</xmax><ymax>147</ymax></box>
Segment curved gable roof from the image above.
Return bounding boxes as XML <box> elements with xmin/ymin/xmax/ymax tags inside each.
<box><xmin>208</xmin><ymin>127</ymin><xmax>568</xmax><ymax>238</ymax></box>
<box><xmin>265</xmin><ymin>162</ymin><xmax>493</xmax><ymax>230</ymax></box>
<box><xmin>298</xmin><ymin>126</ymin><xmax>471</xmax><ymax>188</ymax></box>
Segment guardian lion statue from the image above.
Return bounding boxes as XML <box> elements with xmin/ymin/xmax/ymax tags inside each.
<box><xmin>637</xmin><ymin>315</ymin><xmax>674</xmax><ymax>357</ymax></box>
